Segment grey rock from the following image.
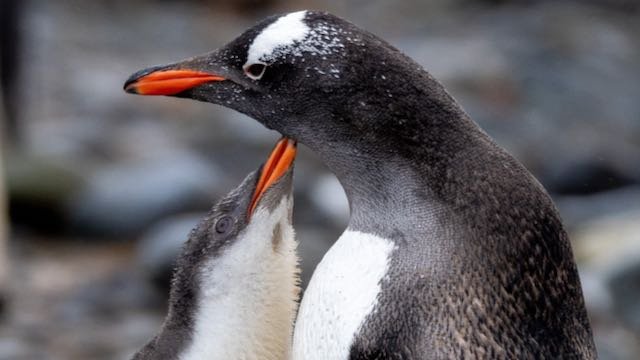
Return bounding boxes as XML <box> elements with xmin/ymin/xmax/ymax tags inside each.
<box><xmin>69</xmin><ymin>152</ymin><xmax>219</xmax><ymax>236</ymax></box>
<box><xmin>594</xmin><ymin>327</ymin><xmax>640</xmax><ymax>360</ymax></box>
<box><xmin>6</xmin><ymin>152</ymin><xmax>85</xmax><ymax>233</ymax></box>
<box><xmin>296</xmin><ymin>227</ymin><xmax>338</xmax><ymax>289</ymax></box>
<box><xmin>308</xmin><ymin>174</ymin><xmax>349</xmax><ymax>229</ymax></box>
<box><xmin>557</xmin><ymin>186</ymin><xmax>640</xmax><ymax>229</ymax></box>
<box><xmin>136</xmin><ymin>213</ymin><xmax>203</xmax><ymax>289</ymax></box>
<box><xmin>543</xmin><ymin>160</ymin><xmax>637</xmax><ymax>196</ymax></box>
<box><xmin>572</xmin><ymin>210</ymin><xmax>640</xmax><ymax>333</ymax></box>
<box><xmin>577</xmin><ymin>268</ymin><xmax>613</xmax><ymax>316</ymax></box>
<box><xmin>56</xmin><ymin>271</ymin><xmax>160</xmax><ymax>324</ymax></box>
<box><xmin>0</xmin><ymin>337</ymin><xmax>44</xmax><ymax>360</ymax></box>
<box><xmin>0</xmin><ymin>143</ymin><xmax>8</xmax><ymax>307</ymax></box>
<box><xmin>608</xmin><ymin>260</ymin><xmax>640</xmax><ymax>332</ymax></box>
<box><xmin>402</xmin><ymin>36</ymin><xmax>509</xmax><ymax>84</ymax></box>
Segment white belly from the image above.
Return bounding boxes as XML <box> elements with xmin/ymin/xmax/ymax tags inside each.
<box><xmin>292</xmin><ymin>230</ymin><xmax>395</xmax><ymax>360</ymax></box>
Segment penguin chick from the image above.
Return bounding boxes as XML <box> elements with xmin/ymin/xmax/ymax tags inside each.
<box><xmin>133</xmin><ymin>139</ymin><xmax>298</xmax><ymax>360</ymax></box>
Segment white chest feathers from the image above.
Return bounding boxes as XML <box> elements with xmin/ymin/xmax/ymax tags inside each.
<box><xmin>292</xmin><ymin>230</ymin><xmax>395</xmax><ymax>360</ymax></box>
<box><xmin>179</xmin><ymin>197</ymin><xmax>299</xmax><ymax>360</ymax></box>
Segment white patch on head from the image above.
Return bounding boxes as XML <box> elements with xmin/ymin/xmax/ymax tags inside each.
<box><xmin>244</xmin><ymin>10</ymin><xmax>347</xmax><ymax>73</ymax></box>
<box><xmin>180</xmin><ymin>196</ymin><xmax>299</xmax><ymax>360</ymax></box>
<box><xmin>292</xmin><ymin>230</ymin><xmax>395</xmax><ymax>360</ymax></box>
<box><xmin>245</xmin><ymin>11</ymin><xmax>309</xmax><ymax>67</ymax></box>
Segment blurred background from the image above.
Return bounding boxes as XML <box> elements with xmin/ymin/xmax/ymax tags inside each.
<box><xmin>0</xmin><ymin>0</ymin><xmax>639</xmax><ymax>358</ymax></box>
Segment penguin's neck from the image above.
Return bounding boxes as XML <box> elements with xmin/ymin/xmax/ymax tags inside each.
<box><xmin>164</xmin><ymin>218</ymin><xmax>299</xmax><ymax>360</ymax></box>
<box><xmin>302</xmin><ymin>87</ymin><xmax>486</xmax><ymax>234</ymax></box>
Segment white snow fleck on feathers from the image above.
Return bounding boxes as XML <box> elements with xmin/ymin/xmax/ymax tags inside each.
<box><xmin>245</xmin><ymin>11</ymin><xmax>345</xmax><ymax>68</ymax></box>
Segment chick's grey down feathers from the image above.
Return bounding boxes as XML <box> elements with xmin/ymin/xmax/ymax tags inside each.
<box><xmin>133</xmin><ymin>168</ymin><xmax>295</xmax><ymax>359</ymax></box>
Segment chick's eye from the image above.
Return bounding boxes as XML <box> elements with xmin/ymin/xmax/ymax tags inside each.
<box><xmin>245</xmin><ymin>63</ymin><xmax>266</xmax><ymax>80</ymax></box>
<box><xmin>215</xmin><ymin>216</ymin><xmax>234</xmax><ymax>234</ymax></box>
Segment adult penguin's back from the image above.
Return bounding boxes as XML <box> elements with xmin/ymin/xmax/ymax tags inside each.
<box><xmin>124</xmin><ymin>11</ymin><xmax>596</xmax><ymax>359</ymax></box>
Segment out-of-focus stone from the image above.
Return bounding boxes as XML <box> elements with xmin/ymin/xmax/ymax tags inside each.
<box><xmin>308</xmin><ymin>174</ymin><xmax>349</xmax><ymax>229</ymax></box>
<box><xmin>136</xmin><ymin>213</ymin><xmax>203</xmax><ymax>290</ymax></box>
<box><xmin>557</xmin><ymin>186</ymin><xmax>640</xmax><ymax>230</ymax></box>
<box><xmin>55</xmin><ymin>270</ymin><xmax>160</xmax><ymax>323</ymax></box>
<box><xmin>593</xmin><ymin>323</ymin><xmax>640</xmax><ymax>360</ymax></box>
<box><xmin>6</xmin><ymin>152</ymin><xmax>85</xmax><ymax>233</ymax></box>
<box><xmin>578</xmin><ymin>268</ymin><xmax>613</xmax><ymax>316</ymax></box>
<box><xmin>572</xmin><ymin>210</ymin><xmax>640</xmax><ymax>333</ymax></box>
<box><xmin>296</xmin><ymin>227</ymin><xmax>338</xmax><ymax>289</ymax></box>
<box><xmin>544</xmin><ymin>160</ymin><xmax>637</xmax><ymax>196</ymax></box>
<box><xmin>0</xmin><ymin>337</ymin><xmax>43</xmax><ymax>360</ymax></box>
<box><xmin>0</xmin><ymin>140</ymin><xmax>8</xmax><ymax>312</ymax></box>
<box><xmin>69</xmin><ymin>152</ymin><xmax>219</xmax><ymax>237</ymax></box>
<box><xmin>608</xmin><ymin>260</ymin><xmax>640</xmax><ymax>332</ymax></box>
<box><xmin>573</xmin><ymin>210</ymin><xmax>640</xmax><ymax>266</ymax></box>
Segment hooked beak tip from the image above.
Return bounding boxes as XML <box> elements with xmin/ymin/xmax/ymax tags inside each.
<box><xmin>123</xmin><ymin>64</ymin><xmax>170</xmax><ymax>94</ymax></box>
<box><xmin>123</xmin><ymin>81</ymin><xmax>139</xmax><ymax>94</ymax></box>
<box><xmin>248</xmin><ymin>138</ymin><xmax>297</xmax><ymax>218</ymax></box>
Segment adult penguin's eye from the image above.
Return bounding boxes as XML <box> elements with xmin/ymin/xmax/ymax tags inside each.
<box><xmin>215</xmin><ymin>216</ymin><xmax>234</xmax><ymax>234</ymax></box>
<box><xmin>244</xmin><ymin>63</ymin><xmax>267</xmax><ymax>80</ymax></box>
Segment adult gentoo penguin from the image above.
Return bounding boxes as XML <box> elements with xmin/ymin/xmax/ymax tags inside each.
<box><xmin>133</xmin><ymin>139</ymin><xmax>299</xmax><ymax>360</ymax></box>
<box><xmin>124</xmin><ymin>10</ymin><xmax>596</xmax><ymax>358</ymax></box>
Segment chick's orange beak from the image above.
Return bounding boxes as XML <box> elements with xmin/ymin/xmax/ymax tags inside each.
<box><xmin>124</xmin><ymin>69</ymin><xmax>225</xmax><ymax>95</ymax></box>
<box><xmin>249</xmin><ymin>138</ymin><xmax>297</xmax><ymax>217</ymax></box>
